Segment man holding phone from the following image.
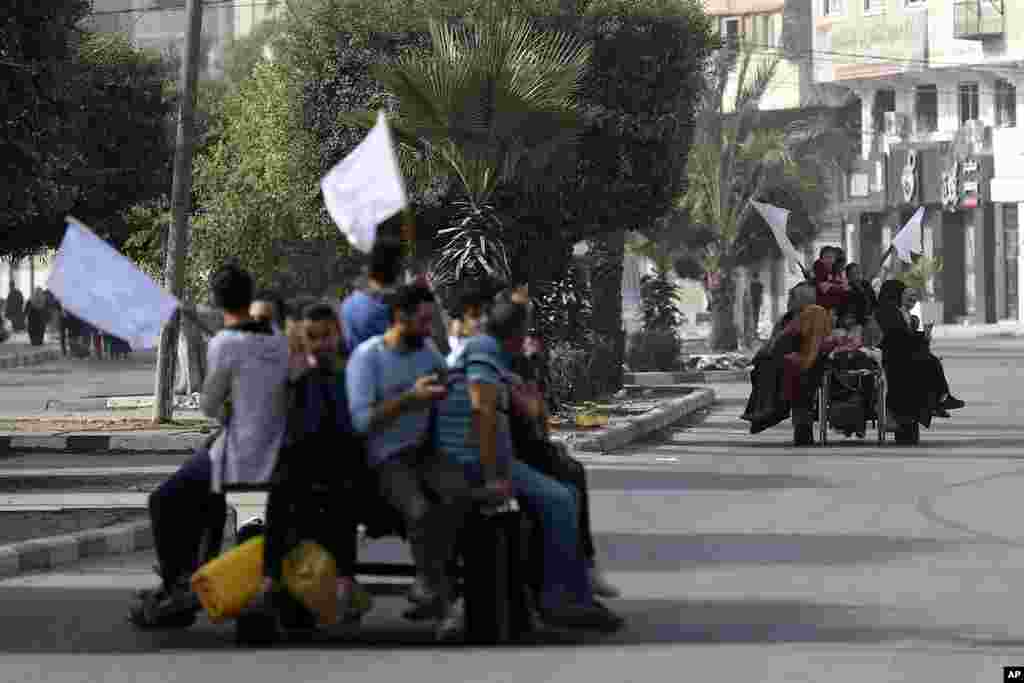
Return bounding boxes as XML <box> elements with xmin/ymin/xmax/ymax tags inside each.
<box><xmin>346</xmin><ymin>282</ymin><xmax>472</xmax><ymax>635</ymax></box>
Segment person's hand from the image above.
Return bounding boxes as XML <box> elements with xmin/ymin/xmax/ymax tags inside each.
<box><xmin>412</xmin><ymin>374</ymin><xmax>447</xmax><ymax>403</ymax></box>
<box><xmin>924</xmin><ymin>322</ymin><xmax>934</xmax><ymax>340</ymax></box>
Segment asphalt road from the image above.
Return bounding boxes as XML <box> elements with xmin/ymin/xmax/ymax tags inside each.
<box><xmin>0</xmin><ymin>338</ymin><xmax>1023</xmax><ymax>681</ymax></box>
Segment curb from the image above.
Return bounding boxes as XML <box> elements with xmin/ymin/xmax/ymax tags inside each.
<box><xmin>0</xmin><ymin>348</ymin><xmax>61</xmax><ymax>370</ymax></box>
<box><xmin>0</xmin><ymin>433</ymin><xmax>208</xmax><ymax>455</ymax></box>
<box><xmin>0</xmin><ymin>507</ymin><xmax>237</xmax><ymax>580</ymax></box>
<box><xmin>625</xmin><ymin>368</ymin><xmax>752</xmax><ymax>386</ymax></box>
<box><xmin>572</xmin><ymin>387</ymin><xmax>716</xmax><ymax>453</ymax></box>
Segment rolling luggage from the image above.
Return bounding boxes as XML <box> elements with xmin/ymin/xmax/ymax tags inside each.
<box><xmin>459</xmin><ymin>500</ymin><xmax>533</xmax><ymax>644</ymax></box>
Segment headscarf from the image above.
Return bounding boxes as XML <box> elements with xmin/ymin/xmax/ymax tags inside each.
<box><xmin>797</xmin><ymin>304</ymin><xmax>832</xmax><ymax>370</ymax></box>
<box><xmin>877</xmin><ymin>279</ymin><xmax>906</xmax><ymax>309</ymax></box>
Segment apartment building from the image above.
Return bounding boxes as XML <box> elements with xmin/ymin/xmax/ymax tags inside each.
<box><xmin>90</xmin><ymin>0</ymin><xmax>235</xmax><ymax>78</ymax></box>
<box><xmin>815</xmin><ymin>0</ymin><xmax>1023</xmax><ymax>323</ymax></box>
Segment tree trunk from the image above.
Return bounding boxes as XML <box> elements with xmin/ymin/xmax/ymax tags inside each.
<box><xmin>710</xmin><ymin>268</ymin><xmax>739</xmax><ymax>351</ymax></box>
<box><xmin>586</xmin><ymin>229</ymin><xmax>626</xmax><ymax>398</ymax></box>
<box><xmin>174</xmin><ymin>313</ymin><xmax>206</xmax><ymax>396</ymax></box>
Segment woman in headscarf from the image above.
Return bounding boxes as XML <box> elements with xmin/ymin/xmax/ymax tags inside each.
<box><xmin>781</xmin><ymin>305</ymin><xmax>861</xmax><ymax>446</ymax></box>
<box><xmin>875</xmin><ymin>279</ymin><xmax>964</xmax><ymax>443</ymax></box>
<box><xmin>24</xmin><ymin>288</ymin><xmax>48</xmax><ymax>346</ymax></box>
<box><xmin>742</xmin><ymin>280</ymin><xmax>817</xmax><ymax>433</ymax></box>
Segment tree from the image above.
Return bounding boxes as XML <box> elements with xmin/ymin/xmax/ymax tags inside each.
<box><xmin>677</xmin><ymin>46</ymin><xmax>852</xmax><ymax>350</ymax></box>
<box><xmin>530</xmin><ymin>2</ymin><xmax>714</xmax><ymax>395</ymax></box>
<box><xmin>0</xmin><ymin>9</ymin><xmax>173</xmax><ymax>256</ymax></box>
<box><xmin>343</xmin><ymin>10</ymin><xmax>591</xmax><ymax>298</ymax></box>
<box><xmin>190</xmin><ymin>60</ymin><xmax>348</xmax><ymax>296</ymax></box>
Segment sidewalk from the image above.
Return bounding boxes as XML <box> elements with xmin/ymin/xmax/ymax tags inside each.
<box><xmin>0</xmin><ymin>332</ymin><xmax>61</xmax><ymax>369</ymax></box>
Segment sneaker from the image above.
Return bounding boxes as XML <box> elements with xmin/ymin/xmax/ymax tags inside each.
<box><xmin>539</xmin><ymin>600</ymin><xmax>625</xmax><ymax>633</ymax></box>
<box><xmin>941</xmin><ymin>396</ymin><xmax>966</xmax><ymax>410</ymax></box>
<box><xmin>128</xmin><ymin>581</ymin><xmax>199</xmax><ymax>630</ymax></box>
<box><xmin>435</xmin><ymin>598</ymin><xmax>465</xmax><ymax>642</ymax></box>
<box><xmin>340</xmin><ymin>581</ymin><xmax>374</xmax><ymax>623</ymax></box>
<box><xmin>588</xmin><ymin>566</ymin><xmax>621</xmax><ymax>599</ymax></box>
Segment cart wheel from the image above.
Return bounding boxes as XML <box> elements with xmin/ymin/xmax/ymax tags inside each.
<box><xmin>818</xmin><ymin>373</ymin><xmax>829</xmax><ymax>445</ymax></box>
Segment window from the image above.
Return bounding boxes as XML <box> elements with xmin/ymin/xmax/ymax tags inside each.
<box><xmin>873</xmin><ymin>88</ymin><xmax>896</xmax><ymax>132</ymax></box>
<box><xmin>916</xmin><ymin>84</ymin><xmax>938</xmax><ymax>133</ymax></box>
<box><xmin>997</xmin><ymin>79</ymin><xmax>1017</xmax><ymax>128</ymax></box>
<box><xmin>823</xmin><ymin>0</ymin><xmax>844</xmax><ymax>16</ymax></box>
<box><xmin>904</xmin><ymin>0</ymin><xmax>925</xmax><ymax>7</ymax></box>
<box><xmin>721</xmin><ymin>17</ymin><xmax>741</xmax><ymax>44</ymax></box>
<box><xmin>863</xmin><ymin>0</ymin><xmax>882</xmax><ymax>13</ymax></box>
<box><xmin>959</xmin><ymin>82</ymin><xmax>980</xmax><ymax>124</ymax></box>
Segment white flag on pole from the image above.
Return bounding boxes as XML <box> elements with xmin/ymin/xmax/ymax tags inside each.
<box><xmin>891</xmin><ymin>206</ymin><xmax>924</xmax><ymax>264</ymax></box>
<box><xmin>750</xmin><ymin>200</ymin><xmax>805</xmax><ymax>274</ymax></box>
<box><xmin>47</xmin><ymin>218</ymin><xmax>179</xmax><ymax>349</ymax></box>
<box><xmin>321</xmin><ymin>111</ymin><xmax>408</xmax><ymax>254</ymax></box>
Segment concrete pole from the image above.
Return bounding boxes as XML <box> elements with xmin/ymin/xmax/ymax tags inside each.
<box><xmin>153</xmin><ymin>0</ymin><xmax>203</xmax><ymax>424</ymax></box>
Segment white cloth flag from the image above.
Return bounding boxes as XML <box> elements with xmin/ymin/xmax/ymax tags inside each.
<box><xmin>892</xmin><ymin>206</ymin><xmax>924</xmax><ymax>264</ymax></box>
<box><xmin>321</xmin><ymin>111</ymin><xmax>408</xmax><ymax>254</ymax></box>
<box><xmin>47</xmin><ymin>219</ymin><xmax>179</xmax><ymax>349</ymax></box>
<box><xmin>750</xmin><ymin>200</ymin><xmax>805</xmax><ymax>274</ymax></box>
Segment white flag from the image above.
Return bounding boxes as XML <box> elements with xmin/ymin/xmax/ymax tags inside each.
<box><xmin>47</xmin><ymin>219</ymin><xmax>179</xmax><ymax>349</ymax></box>
<box><xmin>892</xmin><ymin>206</ymin><xmax>924</xmax><ymax>264</ymax></box>
<box><xmin>321</xmin><ymin>111</ymin><xmax>408</xmax><ymax>254</ymax></box>
<box><xmin>750</xmin><ymin>200</ymin><xmax>805</xmax><ymax>274</ymax></box>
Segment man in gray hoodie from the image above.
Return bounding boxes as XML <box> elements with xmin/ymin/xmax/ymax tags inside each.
<box><xmin>131</xmin><ymin>263</ymin><xmax>290</xmax><ymax>629</ymax></box>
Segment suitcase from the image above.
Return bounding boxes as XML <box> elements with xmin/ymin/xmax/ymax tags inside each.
<box><xmin>459</xmin><ymin>499</ymin><xmax>533</xmax><ymax>645</ymax></box>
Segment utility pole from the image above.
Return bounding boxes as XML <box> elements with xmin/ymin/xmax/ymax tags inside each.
<box><xmin>154</xmin><ymin>0</ymin><xmax>204</xmax><ymax>424</ymax></box>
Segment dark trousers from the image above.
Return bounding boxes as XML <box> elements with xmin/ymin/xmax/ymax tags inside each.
<box><xmin>148</xmin><ymin>451</ymin><xmax>227</xmax><ymax>587</ymax></box>
<box><xmin>263</xmin><ymin>482</ymin><xmax>358</xmax><ymax>583</ymax></box>
<box><xmin>516</xmin><ymin>439</ymin><xmax>596</xmax><ymax>563</ymax></box>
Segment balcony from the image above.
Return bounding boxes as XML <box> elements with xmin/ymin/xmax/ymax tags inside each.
<box><xmin>953</xmin><ymin>0</ymin><xmax>1004</xmax><ymax>39</ymax></box>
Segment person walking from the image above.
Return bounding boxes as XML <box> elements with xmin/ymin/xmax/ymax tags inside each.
<box><xmin>749</xmin><ymin>272</ymin><xmax>764</xmax><ymax>339</ymax></box>
<box><xmin>5</xmin><ymin>283</ymin><xmax>24</xmax><ymax>333</ymax></box>
<box><xmin>24</xmin><ymin>288</ymin><xmax>48</xmax><ymax>346</ymax></box>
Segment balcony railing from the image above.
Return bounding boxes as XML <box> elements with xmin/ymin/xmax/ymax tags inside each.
<box><xmin>953</xmin><ymin>0</ymin><xmax>1004</xmax><ymax>39</ymax></box>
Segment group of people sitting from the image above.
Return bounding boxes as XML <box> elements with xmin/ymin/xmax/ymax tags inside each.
<box><xmin>130</xmin><ymin>237</ymin><xmax>624</xmax><ymax>639</ymax></box>
<box><xmin>744</xmin><ymin>245</ymin><xmax>965</xmax><ymax>445</ymax></box>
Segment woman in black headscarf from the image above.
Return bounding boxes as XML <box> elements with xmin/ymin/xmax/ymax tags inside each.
<box><xmin>876</xmin><ymin>279</ymin><xmax>964</xmax><ymax>443</ymax></box>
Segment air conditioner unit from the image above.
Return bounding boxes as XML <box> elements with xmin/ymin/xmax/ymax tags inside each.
<box><xmin>884</xmin><ymin>112</ymin><xmax>907</xmax><ymax>138</ymax></box>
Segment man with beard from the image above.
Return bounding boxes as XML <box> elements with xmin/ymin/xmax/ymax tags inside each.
<box><xmin>346</xmin><ymin>282</ymin><xmax>472</xmax><ymax>638</ymax></box>
<box><xmin>262</xmin><ymin>302</ymin><xmax>372</xmax><ymax>627</ymax></box>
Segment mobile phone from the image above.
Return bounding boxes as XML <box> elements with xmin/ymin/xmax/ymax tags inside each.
<box><xmin>435</xmin><ymin>367</ymin><xmax>448</xmax><ymax>386</ymax></box>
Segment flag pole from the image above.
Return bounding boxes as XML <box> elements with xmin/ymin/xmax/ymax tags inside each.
<box><xmin>873</xmin><ymin>244</ymin><xmax>895</xmax><ymax>282</ymax></box>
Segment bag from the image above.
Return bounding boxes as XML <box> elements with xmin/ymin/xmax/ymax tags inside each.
<box><xmin>281</xmin><ymin>541</ymin><xmax>338</xmax><ymax>627</ymax></box>
<box><xmin>459</xmin><ymin>501</ymin><xmax>532</xmax><ymax>644</ymax></box>
<box><xmin>191</xmin><ymin>536</ymin><xmax>266</xmax><ymax>624</ymax></box>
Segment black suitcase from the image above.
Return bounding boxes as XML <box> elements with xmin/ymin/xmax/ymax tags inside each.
<box><xmin>459</xmin><ymin>499</ymin><xmax>533</xmax><ymax>645</ymax></box>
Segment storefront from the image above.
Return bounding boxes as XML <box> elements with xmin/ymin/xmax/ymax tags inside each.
<box><xmin>882</xmin><ymin>142</ymin><xmax>996</xmax><ymax>324</ymax></box>
<box><xmin>990</xmin><ymin>127</ymin><xmax>1024</xmax><ymax>322</ymax></box>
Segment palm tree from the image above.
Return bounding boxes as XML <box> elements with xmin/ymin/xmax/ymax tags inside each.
<box><xmin>345</xmin><ymin>9</ymin><xmax>591</xmax><ymax>294</ymax></box>
<box><xmin>679</xmin><ymin>46</ymin><xmax>837</xmax><ymax>350</ymax></box>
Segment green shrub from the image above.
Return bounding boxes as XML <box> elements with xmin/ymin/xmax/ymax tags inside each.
<box><xmin>626</xmin><ymin>329</ymin><xmax>681</xmax><ymax>371</ymax></box>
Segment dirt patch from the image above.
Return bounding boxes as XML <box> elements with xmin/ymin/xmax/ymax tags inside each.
<box><xmin>0</xmin><ymin>509</ymin><xmax>147</xmax><ymax>546</ymax></box>
<box><xmin>0</xmin><ymin>417</ymin><xmax>214</xmax><ymax>433</ymax></box>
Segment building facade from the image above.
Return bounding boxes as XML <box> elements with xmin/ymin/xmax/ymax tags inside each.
<box><xmin>706</xmin><ymin>0</ymin><xmax>856</xmax><ymax>327</ymax></box>
<box><xmin>816</xmin><ymin>0</ymin><xmax>1023</xmax><ymax>323</ymax></box>
<box><xmin>90</xmin><ymin>0</ymin><xmax>235</xmax><ymax>78</ymax></box>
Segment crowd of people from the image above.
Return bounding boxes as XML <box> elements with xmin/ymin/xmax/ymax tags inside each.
<box><xmin>0</xmin><ymin>281</ymin><xmax>132</xmax><ymax>358</ymax></box>
<box><xmin>130</xmin><ymin>237</ymin><xmax>625</xmax><ymax>640</ymax></box>
<box><xmin>743</xmin><ymin>245</ymin><xmax>965</xmax><ymax>445</ymax></box>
